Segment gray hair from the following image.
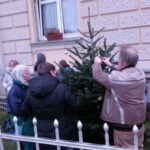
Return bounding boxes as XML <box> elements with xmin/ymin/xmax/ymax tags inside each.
<box><xmin>119</xmin><ymin>45</ymin><xmax>139</xmax><ymax>67</ymax></box>
<box><xmin>12</xmin><ymin>64</ymin><xmax>29</xmax><ymax>86</ymax></box>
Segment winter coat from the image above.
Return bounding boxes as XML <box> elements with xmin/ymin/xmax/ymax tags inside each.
<box><xmin>24</xmin><ymin>74</ymin><xmax>79</xmax><ymax>149</ymax></box>
<box><xmin>57</xmin><ymin>66</ymin><xmax>73</xmax><ymax>82</ymax></box>
<box><xmin>7</xmin><ymin>80</ymin><xmax>28</xmax><ymax>116</ymax></box>
<box><xmin>92</xmin><ymin>63</ymin><xmax>146</xmax><ymax>128</ymax></box>
<box><xmin>7</xmin><ymin>80</ymin><xmax>35</xmax><ymax>135</ymax></box>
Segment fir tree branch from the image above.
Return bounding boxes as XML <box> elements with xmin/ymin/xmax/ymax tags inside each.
<box><xmin>72</xmin><ymin>46</ymin><xmax>87</xmax><ymax>61</ymax></box>
<box><xmin>79</xmin><ymin>52</ymin><xmax>88</xmax><ymax>56</ymax></box>
<box><xmin>92</xmin><ymin>28</ymin><xmax>94</xmax><ymax>35</ymax></box>
<box><xmin>93</xmin><ymin>27</ymin><xmax>105</xmax><ymax>38</ymax></box>
<box><xmin>80</xmin><ymin>52</ymin><xmax>89</xmax><ymax>59</ymax></box>
<box><xmin>72</xmin><ymin>46</ymin><xmax>80</xmax><ymax>54</ymax></box>
<box><xmin>80</xmin><ymin>37</ymin><xmax>92</xmax><ymax>44</ymax></box>
<box><xmin>69</xmin><ymin>61</ymin><xmax>82</xmax><ymax>71</ymax></box>
<box><xmin>90</xmin><ymin>49</ymin><xmax>99</xmax><ymax>59</ymax></box>
<box><xmin>83</xmin><ymin>53</ymin><xmax>90</xmax><ymax>59</ymax></box>
<box><xmin>75</xmin><ymin>40</ymin><xmax>88</xmax><ymax>49</ymax></box>
<box><xmin>88</xmin><ymin>7</ymin><xmax>91</xmax><ymax>23</ymax></box>
<box><xmin>85</xmin><ymin>44</ymin><xmax>93</xmax><ymax>54</ymax></box>
<box><xmin>98</xmin><ymin>48</ymin><xmax>105</xmax><ymax>57</ymax></box>
<box><xmin>69</xmin><ymin>55</ymin><xmax>82</xmax><ymax>67</ymax></box>
<box><xmin>104</xmin><ymin>38</ymin><xmax>107</xmax><ymax>51</ymax></box>
<box><xmin>87</xmin><ymin>21</ymin><xmax>93</xmax><ymax>40</ymax></box>
<box><xmin>106</xmin><ymin>43</ymin><xmax>116</xmax><ymax>53</ymax></box>
<box><xmin>78</xmin><ymin>29</ymin><xmax>90</xmax><ymax>38</ymax></box>
<box><xmin>110</xmin><ymin>50</ymin><xmax>118</xmax><ymax>62</ymax></box>
<box><xmin>92</xmin><ymin>36</ymin><xmax>104</xmax><ymax>48</ymax></box>
<box><xmin>65</xmin><ymin>48</ymin><xmax>82</xmax><ymax>60</ymax></box>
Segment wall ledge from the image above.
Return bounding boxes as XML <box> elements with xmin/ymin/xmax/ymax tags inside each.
<box><xmin>30</xmin><ymin>38</ymin><xmax>80</xmax><ymax>49</ymax></box>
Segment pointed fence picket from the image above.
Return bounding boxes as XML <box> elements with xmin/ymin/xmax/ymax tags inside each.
<box><xmin>13</xmin><ymin>116</ymin><xmax>21</xmax><ymax>150</ymax></box>
<box><xmin>0</xmin><ymin>102</ymin><xmax>7</xmax><ymax>110</ymax></box>
<box><xmin>33</xmin><ymin>117</ymin><xmax>40</xmax><ymax>150</ymax></box>
<box><xmin>0</xmin><ymin>127</ymin><xmax>4</xmax><ymax>150</ymax></box>
<box><xmin>77</xmin><ymin>120</ymin><xmax>83</xmax><ymax>150</ymax></box>
<box><xmin>54</xmin><ymin>119</ymin><xmax>61</xmax><ymax>150</ymax></box>
<box><xmin>103</xmin><ymin>123</ymin><xmax>109</xmax><ymax>146</ymax></box>
<box><xmin>0</xmin><ymin>116</ymin><xmax>138</xmax><ymax>150</ymax></box>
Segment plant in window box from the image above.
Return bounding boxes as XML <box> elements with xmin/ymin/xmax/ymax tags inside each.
<box><xmin>45</xmin><ymin>28</ymin><xmax>63</xmax><ymax>41</ymax></box>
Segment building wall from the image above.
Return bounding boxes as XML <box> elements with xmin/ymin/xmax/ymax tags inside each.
<box><xmin>80</xmin><ymin>0</ymin><xmax>150</xmax><ymax>70</ymax></box>
<box><xmin>0</xmin><ymin>0</ymin><xmax>150</xmax><ymax>71</ymax></box>
<box><xmin>0</xmin><ymin>0</ymin><xmax>32</xmax><ymax>70</ymax></box>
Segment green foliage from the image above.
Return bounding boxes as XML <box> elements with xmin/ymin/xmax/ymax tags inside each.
<box><xmin>0</xmin><ymin>111</ymin><xmax>8</xmax><ymax>125</ymax></box>
<box><xmin>62</xmin><ymin>15</ymin><xmax>116</xmax><ymax>142</ymax></box>
<box><xmin>0</xmin><ymin>111</ymin><xmax>16</xmax><ymax>150</ymax></box>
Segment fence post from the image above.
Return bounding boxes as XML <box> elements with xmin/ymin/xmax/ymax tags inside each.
<box><xmin>133</xmin><ymin>125</ymin><xmax>138</xmax><ymax>150</ymax></box>
<box><xmin>33</xmin><ymin>117</ymin><xmax>40</xmax><ymax>150</ymax></box>
<box><xmin>65</xmin><ymin>50</ymin><xmax>68</xmax><ymax>55</ymax></box>
<box><xmin>0</xmin><ymin>126</ymin><xmax>4</xmax><ymax>150</ymax></box>
<box><xmin>77</xmin><ymin>121</ymin><xmax>83</xmax><ymax>150</ymax></box>
<box><xmin>54</xmin><ymin>119</ymin><xmax>61</xmax><ymax>150</ymax></box>
<box><xmin>103</xmin><ymin>123</ymin><xmax>109</xmax><ymax>146</ymax></box>
<box><xmin>13</xmin><ymin>116</ymin><xmax>21</xmax><ymax>150</ymax></box>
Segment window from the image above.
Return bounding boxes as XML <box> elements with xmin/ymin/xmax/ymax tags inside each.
<box><xmin>36</xmin><ymin>0</ymin><xmax>78</xmax><ymax>40</ymax></box>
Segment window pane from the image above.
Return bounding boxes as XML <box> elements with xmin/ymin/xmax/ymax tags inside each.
<box><xmin>42</xmin><ymin>2</ymin><xmax>58</xmax><ymax>35</ymax></box>
<box><xmin>62</xmin><ymin>0</ymin><xmax>77</xmax><ymax>33</ymax></box>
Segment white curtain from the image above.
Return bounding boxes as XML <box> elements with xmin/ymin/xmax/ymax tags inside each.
<box><xmin>62</xmin><ymin>0</ymin><xmax>77</xmax><ymax>33</ymax></box>
<box><xmin>42</xmin><ymin>2</ymin><xmax>58</xmax><ymax>35</ymax></box>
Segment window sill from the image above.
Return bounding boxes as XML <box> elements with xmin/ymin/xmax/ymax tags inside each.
<box><xmin>30</xmin><ymin>37</ymin><xmax>80</xmax><ymax>49</ymax></box>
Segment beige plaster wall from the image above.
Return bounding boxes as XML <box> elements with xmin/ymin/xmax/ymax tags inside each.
<box><xmin>80</xmin><ymin>0</ymin><xmax>150</xmax><ymax>70</ymax></box>
<box><xmin>0</xmin><ymin>0</ymin><xmax>33</xmax><ymax>70</ymax></box>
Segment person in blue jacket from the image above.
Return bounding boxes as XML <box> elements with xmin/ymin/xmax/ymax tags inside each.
<box><xmin>7</xmin><ymin>64</ymin><xmax>35</xmax><ymax>150</ymax></box>
<box><xmin>57</xmin><ymin>60</ymin><xmax>73</xmax><ymax>82</ymax></box>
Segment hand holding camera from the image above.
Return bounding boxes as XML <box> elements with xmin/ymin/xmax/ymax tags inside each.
<box><xmin>101</xmin><ymin>57</ymin><xmax>112</xmax><ymax>67</ymax></box>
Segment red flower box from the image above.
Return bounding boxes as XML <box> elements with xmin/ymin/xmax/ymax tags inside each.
<box><xmin>45</xmin><ymin>28</ymin><xmax>63</xmax><ymax>41</ymax></box>
<box><xmin>46</xmin><ymin>33</ymin><xmax>63</xmax><ymax>41</ymax></box>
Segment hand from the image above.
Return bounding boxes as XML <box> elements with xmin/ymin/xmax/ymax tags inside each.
<box><xmin>94</xmin><ymin>56</ymin><xmax>101</xmax><ymax>64</ymax></box>
<box><xmin>102</xmin><ymin>57</ymin><xmax>112</xmax><ymax>67</ymax></box>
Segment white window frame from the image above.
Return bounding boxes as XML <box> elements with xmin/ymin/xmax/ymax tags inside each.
<box><xmin>35</xmin><ymin>0</ymin><xmax>79</xmax><ymax>40</ymax></box>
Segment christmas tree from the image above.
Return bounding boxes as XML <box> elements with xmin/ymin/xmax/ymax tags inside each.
<box><xmin>62</xmin><ymin>9</ymin><xmax>117</xmax><ymax>143</ymax></box>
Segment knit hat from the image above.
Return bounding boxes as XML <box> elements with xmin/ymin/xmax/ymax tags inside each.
<box><xmin>37</xmin><ymin>53</ymin><xmax>46</xmax><ymax>63</ymax></box>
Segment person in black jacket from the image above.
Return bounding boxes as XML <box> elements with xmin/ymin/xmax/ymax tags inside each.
<box><xmin>24</xmin><ymin>62</ymin><xmax>79</xmax><ymax>150</ymax></box>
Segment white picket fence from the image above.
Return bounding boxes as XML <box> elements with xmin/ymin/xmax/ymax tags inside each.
<box><xmin>0</xmin><ymin>102</ymin><xmax>7</xmax><ymax>110</ymax></box>
<box><xmin>0</xmin><ymin>116</ymin><xmax>139</xmax><ymax>150</ymax></box>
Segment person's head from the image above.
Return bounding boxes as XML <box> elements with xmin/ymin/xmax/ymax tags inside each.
<box><xmin>12</xmin><ymin>64</ymin><xmax>30</xmax><ymax>86</ymax></box>
<box><xmin>59</xmin><ymin>60</ymin><xmax>69</xmax><ymax>69</ymax></box>
<box><xmin>34</xmin><ymin>53</ymin><xmax>46</xmax><ymax>72</ymax></box>
<box><xmin>37</xmin><ymin>62</ymin><xmax>57</xmax><ymax>77</ymax></box>
<box><xmin>37</xmin><ymin>53</ymin><xmax>46</xmax><ymax>63</ymax></box>
<box><xmin>8</xmin><ymin>60</ymin><xmax>19</xmax><ymax>72</ymax></box>
<box><xmin>118</xmin><ymin>45</ymin><xmax>139</xmax><ymax>70</ymax></box>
